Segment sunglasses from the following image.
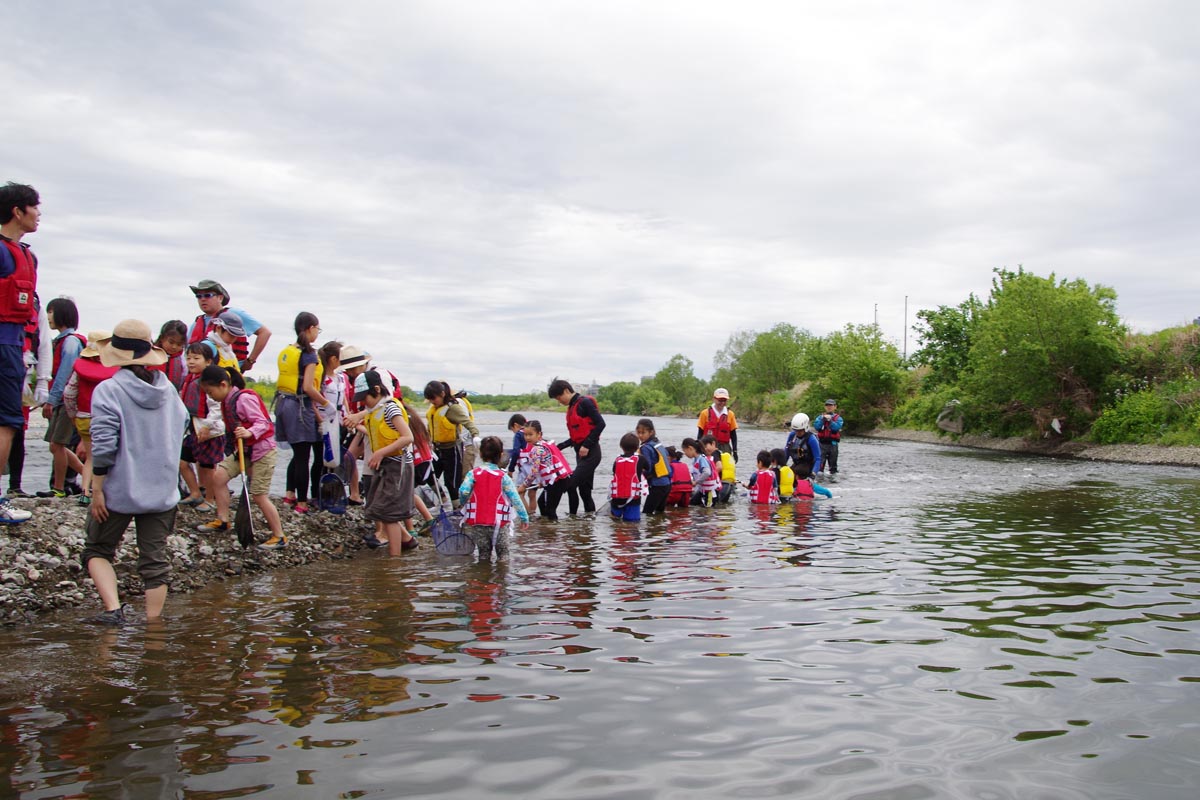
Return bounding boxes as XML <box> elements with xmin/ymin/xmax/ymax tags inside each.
<box><xmin>195</xmin><ymin>292</ymin><xmax>219</xmax><ymax>299</ymax></box>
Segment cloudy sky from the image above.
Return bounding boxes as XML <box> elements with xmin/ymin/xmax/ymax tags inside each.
<box><xmin>6</xmin><ymin>1</ymin><xmax>1198</xmax><ymax>393</ymax></box>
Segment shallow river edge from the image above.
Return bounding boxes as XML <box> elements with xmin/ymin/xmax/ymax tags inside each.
<box><xmin>5</xmin><ymin>431</ymin><xmax>1200</xmax><ymax>626</ymax></box>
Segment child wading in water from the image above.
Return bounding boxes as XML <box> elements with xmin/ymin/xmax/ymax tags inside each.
<box><xmin>635</xmin><ymin>418</ymin><xmax>672</xmax><ymax>515</ymax></box>
<box><xmin>355</xmin><ymin>369</ymin><xmax>418</xmax><ymax>555</ymax></box>
<box><xmin>682</xmin><ymin>437</ymin><xmax>721</xmax><ymax>507</ymax></box>
<box><xmin>458</xmin><ymin>435</ymin><xmax>529</xmax><ymax>560</ymax></box>
<box><xmin>609</xmin><ymin>432</ymin><xmax>646</xmax><ymax>521</ymax></box>
<box><xmin>665</xmin><ymin>446</ymin><xmax>692</xmax><ymax>508</ymax></box>
<box><xmin>747</xmin><ymin>450</ymin><xmax>780</xmax><ymax>504</ymax></box>
<box><xmin>518</xmin><ymin>420</ymin><xmax>572</xmax><ymax>521</ymax></box>
<box><xmin>198</xmin><ymin>365</ymin><xmax>288</xmax><ymax>550</ymax></box>
<box><xmin>178</xmin><ymin>342</ymin><xmax>224</xmax><ymax>510</ymax></box>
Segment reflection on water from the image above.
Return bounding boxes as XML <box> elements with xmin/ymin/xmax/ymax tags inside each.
<box><xmin>2</xmin><ymin>417</ymin><xmax>1200</xmax><ymax>799</ymax></box>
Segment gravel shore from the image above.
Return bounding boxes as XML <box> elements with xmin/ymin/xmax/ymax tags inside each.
<box><xmin>0</xmin><ymin>497</ymin><xmax>382</xmax><ymax>626</ymax></box>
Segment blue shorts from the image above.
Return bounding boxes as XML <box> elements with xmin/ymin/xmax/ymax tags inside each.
<box><xmin>611</xmin><ymin>500</ymin><xmax>641</xmax><ymax>522</ymax></box>
<box><xmin>0</xmin><ymin>343</ymin><xmax>25</xmax><ymax>429</ymax></box>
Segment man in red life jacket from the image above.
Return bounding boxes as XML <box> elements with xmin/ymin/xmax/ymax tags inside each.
<box><xmin>696</xmin><ymin>387</ymin><xmax>739</xmax><ymax>461</ymax></box>
<box><xmin>185</xmin><ymin>279</ymin><xmax>271</xmax><ymax>373</ymax></box>
<box><xmin>548</xmin><ymin>377</ymin><xmax>606</xmax><ymax>515</ymax></box>
<box><xmin>0</xmin><ymin>182</ymin><xmax>41</xmax><ymax>523</ymax></box>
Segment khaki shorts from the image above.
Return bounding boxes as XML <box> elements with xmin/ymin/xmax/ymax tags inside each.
<box><xmin>74</xmin><ymin>417</ymin><xmax>92</xmax><ymax>440</ymax></box>
<box><xmin>218</xmin><ymin>447</ymin><xmax>277</xmax><ymax>496</ymax></box>
<box><xmin>44</xmin><ymin>404</ymin><xmax>76</xmax><ymax>445</ymax></box>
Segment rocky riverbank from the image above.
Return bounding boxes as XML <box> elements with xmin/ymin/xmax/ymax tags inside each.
<box><xmin>0</xmin><ymin>497</ymin><xmax>383</xmax><ymax>626</ymax></box>
<box><xmin>862</xmin><ymin>428</ymin><xmax>1200</xmax><ymax>467</ymax></box>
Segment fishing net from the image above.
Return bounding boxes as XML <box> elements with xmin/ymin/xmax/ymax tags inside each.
<box><xmin>430</xmin><ymin>508</ymin><xmax>474</xmax><ymax>556</ymax></box>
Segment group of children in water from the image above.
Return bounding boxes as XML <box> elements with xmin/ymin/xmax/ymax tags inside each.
<box><xmin>501</xmin><ymin>413</ymin><xmax>828</xmax><ymax>527</ymax></box>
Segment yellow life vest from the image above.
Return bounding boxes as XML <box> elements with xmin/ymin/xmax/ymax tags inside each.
<box><xmin>276</xmin><ymin>344</ymin><xmax>324</xmax><ymax>395</ymax></box>
<box><xmin>217</xmin><ymin>352</ymin><xmax>241</xmax><ymax>373</ymax></box>
<box><xmin>426</xmin><ymin>403</ymin><xmax>460</xmax><ymax>445</ymax></box>
<box><xmin>367</xmin><ymin>398</ymin><xmax>407</xmax><ymax>452</ymax></box>
<box><xmin>719</xmin><ymin>451</ymin><xmax>736</xmax><ymax>481</ymax></box>
<box><xmin>778</xmin><ymin>465</ymin><xmax>796</xmax><ymax>497</ymax></box>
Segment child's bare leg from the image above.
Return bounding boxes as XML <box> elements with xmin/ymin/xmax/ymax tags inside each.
<box><xmin>179</xmin><ymin>461</ymin><xmax>201</xmax><ymax>500</ymax></box>
<box><xmin>213</xmin><ymin>466</ymin><xmax>232</xmax><ymax>523</ymax></box>
<box><xmin>414</xmin><ymin>494</ymin><xmax>432</xmax><ymax>522</ymax></box>
<box><xmin>198</xmin><ymin>465</ymin><xmax>215</xmax><ymax>501</ymax></box>
<box><xmin>384</xmin><ymin>521</ymin><xmax>407</xmax><ymax>556</ymax></box>
<box><xmin>78</xmin><ymin>440</ymin><xmax>94</xmax><ymax>497</ymax></box>
<box><xmin>254</xmin><ymin>493</ymin><xmax>284</xmax><ymax>538</ymax></box>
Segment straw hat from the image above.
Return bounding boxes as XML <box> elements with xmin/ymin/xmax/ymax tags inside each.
<box><xmin>100</xmin><ymin>319</ymin><xmax>168</xmax><ymax>367</ymax></box>
<box><xmin>339</xmin><ymin>344</ymin><xmax>368</xmax><ymax>370</ymax></box>
<box><xmin>79</xmin><ymin>330</ymin><xmax>113</xmax><ymax>358</ymax></box>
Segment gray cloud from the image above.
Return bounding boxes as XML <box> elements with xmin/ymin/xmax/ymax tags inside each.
<box><xmin>6</xmin><ymin>1</ymin><xmax>1198</xmax><ymax>392</ymax></box>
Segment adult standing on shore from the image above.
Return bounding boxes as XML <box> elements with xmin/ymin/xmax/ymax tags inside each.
<box><xmin>549</xmin><ymin>378</ymin><xmax>606</xmax><ymax>515</ymax></box>
<box><xmin>0</xmin><ymin>182</ymin><xmax>41</xmax><ymax>524</ymax></box>
<box><xmin>696</xmin><ymin>387</ymin><xmax>738</xmax><ymax>459</ymax></box>
<box><xmin>812</xmin><ymin>399</ymin><xmax>843</xmax><ymax>476</ymax></box>
<box><xmin>185</xmin><ymin>279</ymin><xmax>271</xmax><ymax>373</ymax></box>
<box><xmin>82</xmin><ymin>319</ymin><xmax>188</xmax><ymax>624</ymax></box>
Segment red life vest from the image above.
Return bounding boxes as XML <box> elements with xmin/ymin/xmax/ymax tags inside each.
<box><xmin>750</xmin><ymin>469</ymin><xmax>778</xmax><ymax>504</ymax></box>
<box><xmin>0</xmin><ymin>239</ymin><xmax>38</xmax><ymax>325</ymax></box>
<box><xmin>611</xmin><ymin>455</ymin><xmax>644</xmax><ymax>500</ymax></box>
<box><xmin>536</xmin><ymin>440</ymin><xmax>573</xmax><ymax>485</ymax></box>
<box><xmin>793</xmin><ymin>479</ymin><xmax>815</xmax><ymax>499</ymax></box>
<box><xmin>51</xmin><ymin>332</ymin><xmax>86</xmax><ymax>380</ymax></box>
<box><xmin>189</xmin><ymin>310</ymin><xmax>249</xmax><ymax>363</ymax></box>
<box><xmin>180</xmin><ymin>373</ymin><xmax>207</xmax><ymax>417</ymax></box>
<box><xmin>565</xmin><ymin>394</ymin><xmax>598</xmax><ymax>445</ymax></box>
<box><xmin>701</xmin><ymin>455</ymin><xmax>723</xmax><ymax>493</ymax></box>
<box><xmin>669</xmin><ymin>460</ymin><xmax>692</xmax><ymax>494</ymax></box>
<box><xmin>464</xmin><ymin>467</ymin><xmax>512</xmax><ymax>526</ymax></box>
<box><xmin>816</xmin><ymin>413</ymin><xmax>842</xmax><ymax>442</ymax></box>
<box><xmin>72</xmin><ymin>357</ymin><xmax>119</xmax><ymax>415</ymax></box>
<box><xmin>221</xmin><ymin>388</ymin><xmax>275</xmax><ymax>444</ymax></box>
<box><xmin>700</xmin><ymin>407</ymin><xmax>733</xmax><ymax>443</ymax></box>
<box><xmin>413</xmin><ymin>437</ymin><xmax>433</xmax><ymax>466</ymax></box>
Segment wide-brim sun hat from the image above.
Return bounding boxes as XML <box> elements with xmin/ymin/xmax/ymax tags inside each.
<box><xmin>79</xmin><ymin>330</ymin><xmax>113</xmax><ymax>358</ymax></box>
<box><xmin>340</xmin><ymin>345</ymin><xmax>368</xmax><ymax>370</ymax></box>
<box><xmin>100</xmin><ymin>319</ymin><xmax>168</xmax><ymax>367</ymax></box>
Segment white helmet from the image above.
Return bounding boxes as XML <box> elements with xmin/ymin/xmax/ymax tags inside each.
<box><xmin>790</xmin><ymin>412</ymin><xmax>810</xmax><ymax>431</ymax></box>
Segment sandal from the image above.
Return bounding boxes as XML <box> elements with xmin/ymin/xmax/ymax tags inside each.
<box><xmin>194</xmin><ymin>502</ymin><xmax>216</xmax><ymax>513</ymax></box>
<box><xmin>294</xmin><ymin>503</ymin><xmax>310</xmax><ymax>515</ymax></box>
<box><xmin>179</xmin><ymin>496</ymin><xmax>204</xmax><ymax>507</ymax></box>
<box><xmin>77</xmin><ymin>495</ymin><xmax>92</xmax><ymax>507</ymax></box>
<box><xmin>282</xmin><ymin>496</ymin><xmax>297</xmax><ymax>506</ymax></box>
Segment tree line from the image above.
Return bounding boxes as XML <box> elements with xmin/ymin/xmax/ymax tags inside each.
<box><xmin>467</xmin><ymin>266</ymin><xmax>1200</xmax><ymax>445</ymax></box>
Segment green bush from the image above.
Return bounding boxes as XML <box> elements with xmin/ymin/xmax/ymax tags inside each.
<box><xmin>1089</xmin><ymin>390</ymin><xmax>1168</xmax><ymax>444</ymax></box>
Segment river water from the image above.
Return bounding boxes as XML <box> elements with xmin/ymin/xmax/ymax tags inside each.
<box><xmin>2</xmin><ymin>411</ymin><xmax>1199</xmax><ymax>799</ymax></box>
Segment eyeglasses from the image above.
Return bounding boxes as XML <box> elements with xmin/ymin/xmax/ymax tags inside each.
<box><xmin>195</xmin><ymin>292</ymin><xmax>219</xmax><ymax>299</ymax></box>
